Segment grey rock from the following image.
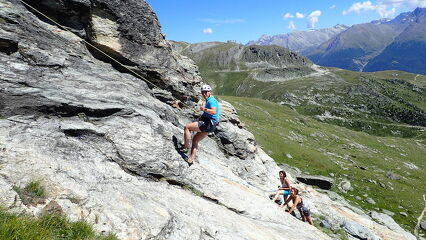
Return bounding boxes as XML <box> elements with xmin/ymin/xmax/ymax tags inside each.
<box><xmin>308</xmin><ymin>189</ymin><xmax>416</xmax><ymax>240</ymax></box>
<box><xmin>382</xmin><ymin>209</ymin><xmax>395</xmax><ymax>216</ymax></box>
<box><xmin>379</xmin><ymin>182</ymin><xmax>386</xmax><ymax>188</ymax></box>
<box><xmin>368</xmin><ymin>179</ymin><xmax>377</xmax><ymax>184</ymax></box>
<box><xmin>296</xmin><ymin>175</ymin><xmax>334</xmax><ymax>190</ymax></box>
<box><xmin>329</xmin><ymin>173</ymin><xmax>335</xmax><ymax>177</ymax></box>
<box><xmin>386</xmin><ymin>172</ymin><xmax>402</xmax><ymax>180</ymax></box>
<box><xmin>342</xmin><ymin>220</ymin><xmax>381</xmax><ymax>240</ymax></box>
<box><xmin>421</xmin><ymin>221</ymin><xmax>426</xmax><ymax>230</ymax></box>
<box><xmin>370</xmin><ymin>211</ymin><xmax>416</xmax><ymax>240</ymax></box>
<box><xmin>41</xmin><ymin>200</ymin><xmax>63</xmax><ymax>215</ymax></box>
<box><xmin>339</xmin><ymin>180</ymin><xmax>353</xmax><ymax>192</ymax></box>
<box><xmin>26</xmin><ymin>0</ymin><xmax>200</xmax><ymax>104</ymax></box>
<box><xmin>216</xmin><ymin>100</ymin><xmax>243</xmax><ymax>127</ymax></box>
<box><xmin>320</xmin><ymin>220</ymin><xmax>332</xmax><ymax>229</ymax></box>
<box><xmin>366</xmin><ymin>198</ymin><xmax>376</xmax><ymax>205</ymax></box>
<box><xmin>213</xmin><ymin>122</ymin><xmax>257</xmax><ymax>159</ymax></box>
<box><xmin>400</xmin><ymin>212</ymin><xmax>408</xmax><ymax>217</ymax></box>
<box><xmin>355</xmin><ymin>196</ymin><xmax>362</xmax><ymax>200</ymax></box>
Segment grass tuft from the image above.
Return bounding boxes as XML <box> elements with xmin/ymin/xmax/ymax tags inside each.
<box><xmin>13</xmin><ymin>180</ymin><xmax>47</xmax><ymax>205</ymax></box>
<box><xmin>0</xmin><ymin>208</ymin><xmax>118</xmax><ymax>240</ymax></box>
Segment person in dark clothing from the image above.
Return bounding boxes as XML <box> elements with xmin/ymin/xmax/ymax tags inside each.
<box><xmin>282</xmin><ymin>187</ymin><xmax>314</xmax><ymax>225</ymax></box>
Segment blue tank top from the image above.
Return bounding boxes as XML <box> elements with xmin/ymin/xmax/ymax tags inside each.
<box><xmin>202</xmin><ymin>96</ymin><xmax>220</xmax><ymax>123</ymax></box>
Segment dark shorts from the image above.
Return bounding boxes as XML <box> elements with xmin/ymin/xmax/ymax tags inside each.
<box><xmin>298</xmin><ymin>206</ymin><xmax>311</xmax><ymax>217</ymax></box>
<box><xmin>198</xmin><ymin>117</ymin><xmax>218</xmax><ymax>133</ymax></box>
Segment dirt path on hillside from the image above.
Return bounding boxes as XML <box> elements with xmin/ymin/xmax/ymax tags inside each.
<box><xmin>414</xmin><ymin>194</ymin><xmax>426</xmax><ymax>237</ymax></box>
<box><xmin>414</xmin><ymin>74</ymin><xmax>420</xmax><ymax>81</ymax></box>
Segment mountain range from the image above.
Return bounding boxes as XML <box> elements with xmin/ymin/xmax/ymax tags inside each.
<box><xmin>247</xmin><ymin>24</ymin><xmax>349</xmax><ymax>53</ymax></box>
<box><xmin>248</xmin><ymin>8</ymin><xmax>426</xmax><ymax>74</ymax></box>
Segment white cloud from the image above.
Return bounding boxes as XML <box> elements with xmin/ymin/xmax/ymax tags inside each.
<box><xmin>283</xmin><ymin>13</ymin><xmax>294</xmax><ymax>19</ymax></box>
<box><xmin>330</xmin><ymin>4</ymin><xmax>337</xmax><ymax>9</ymax></box>
<box><xmin>341</xmin><ymin>0</ymin><xmax>424</xmax><ymax>18</ymax></box>
<box><xmin>381</xmin><ymin>0</ymin><xmax>426</xmax><ymax>8</ymax></box>
<box><xmin>288</xmin><ymin>21</ymin><xmax>296</xmax><ymax>30</ymax></box>
<box><xmin>307</xmin><ymin>10</ymin><xmax>321</xmax><ymax>28</ymax></box>
<box><xmin>343</xmin><ymin>1</ymin><xmax>376</xmax><ymax>15</ymax></box>
<box><xmin>296</xmin><ymin>12</ymin><xmax>305</xmax><ymax>18</ymax></box>
<box><xmin>377</xmin><ymin>5</ymin><xmax>396</xmax><ymax>17</ymax></box>
<box><xmin>203</xmin><ymin>28</ymin><xmax>213</xmax><ymax>34</ymax></box>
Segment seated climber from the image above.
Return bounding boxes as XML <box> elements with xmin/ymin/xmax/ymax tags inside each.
<box><xmin>282</xmin><ymin>187</ymin><xmax>314</xmax><ymax>225</ymax></box>
<box><xmin>182</xmin><ymin>84</ymin><xmax>220</xmax><ymax>166</ymax></box>
<box><xmin>271</xmin><ymin>171</ymin><xmax>291</xmax><ymax>207</ymax></box>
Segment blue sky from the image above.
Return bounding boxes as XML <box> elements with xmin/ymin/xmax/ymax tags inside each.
<box><xmin>146</xmin><ymin>0</ymin><xmax>426</xmax><ymax>44</ymax></box>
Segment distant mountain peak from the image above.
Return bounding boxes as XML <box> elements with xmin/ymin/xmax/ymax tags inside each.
<box><xmin>247</xmin><ymin>25</ymin><xmax>348</xmax><ymax>53</ymax></box>
<box><xmin>334</xmin><ymin>24</ymin><xmax>349</xmax><ymax>29</ymax></box>
<box><xmin>371</xmin><ymin>18</ymin><xmax>391</xmax><ymax>24</ymax></box>
<box><xmin>414</xmin><ymin>7</ymin><xmax>426</xmax><ymax>16</ymax></box>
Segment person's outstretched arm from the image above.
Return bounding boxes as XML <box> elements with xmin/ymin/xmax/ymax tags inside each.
<box><xmin>287</xmin><ymin>196</ymin><xmax>301</xmax><ymax>214</ymax></box>
<box><xmin>280</xmin><ymin>195</ymin><xmax>293</xmax><ymax>208</ymax></box>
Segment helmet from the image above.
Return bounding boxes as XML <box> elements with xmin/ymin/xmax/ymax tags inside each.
<box><xmin>201</xmin><ymin>84</ymin><xmax>212</xmax><ymax>92</ymax></box>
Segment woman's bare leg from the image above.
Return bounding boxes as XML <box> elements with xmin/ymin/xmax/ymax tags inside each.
<box><xmin>306</xmin><ymin>216</ymin><xmax>314</xmax><ymax>225</ymax></box>
<box><xmin>272</xmin><ymin>190</ymin><xmax>284</xmax><ymax>202</ymax></box>
<box><xmin>184</xmin><ymin>122</ymin><xmax>201</xmax><ymax>149</ymax></box>
<box><xmin>187</xmin><ymin>132</ymin><xmax>208</xmax><ymax>163</ymax></box>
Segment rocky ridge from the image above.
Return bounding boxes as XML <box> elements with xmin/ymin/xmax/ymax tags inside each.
<box><xmin>0</xmin><ymin>1</ymin><xmax>417</xmax><ymax>239</ymax></box>
<box><xmin>171</xmin><ymin>40</ymin><xmax>320</xmax><ymax>83</ymax></box>
<box><xmin>247</xmin><ymin>24</ymin><xmax>349</xmax><ymax>54</ymax></box>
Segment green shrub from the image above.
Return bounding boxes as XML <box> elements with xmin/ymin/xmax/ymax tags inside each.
<box><xmin>13</xmin><ymin>180</ymin><xmax>47</xmax><ymax>205</ymax></box>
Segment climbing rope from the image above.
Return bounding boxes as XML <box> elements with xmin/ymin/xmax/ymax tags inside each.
<box><xmin>19</xmin><ymin>0</ymin><xmax>198</xmax><ymax>112</ymax></box>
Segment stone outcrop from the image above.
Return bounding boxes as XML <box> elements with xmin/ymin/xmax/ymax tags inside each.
<box><xmin>0</xmin><ymin>1</ymin><xmax>416</xmax><ymax>239</ymax></box>
<box><xmin>296</xmin><ymin>175</ymin><xmax>334</xmax><ymax>190</ymax></box>
<box><xmin>22</xmin><ymin>0</ymin><xmax>201</xmax><ymax>103</ymax></box>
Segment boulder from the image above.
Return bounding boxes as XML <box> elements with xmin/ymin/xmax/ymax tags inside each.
<box><xmin>320</xmin><ymin>220</ymin><xmax>332</xmax><ymax>229</ymax></box>
<box><xmin>382</xmin><ymin>209</ymin><xmax>395</xmax><ymax>216</ymax></box>
<box><xmin>366</xmin><ymin>198</ymin><xmax>376</xmax><ymax>205</ymax></box>
<box><xmin>342</xmin><ymin>220</ymin><xmax>381</xmax><ymax>240</ymax></box>
<box><xmin>296</xmin><ymin>175</ymin><xmax>334</xmax><ymax>190</ymax></box>
<box><xmin>421</xmin><ymin>221</ymin><xmax>426</xmax><ymax>230</ymax></box>
<box><xmin>370</xmin><ymin>211</ymin><xmax>417</xmax><ymax>240</ymax></box>
<box><xmin>338</xmin><ymin>180</ymin><xmax>353</xmax><ymax>192</ymax></box>
<box><xmin>386</xmin><ymin>172</ymin><xmax>401</xmax><ymax>180</ymax></box>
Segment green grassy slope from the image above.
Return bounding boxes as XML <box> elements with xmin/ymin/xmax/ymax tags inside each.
<box><xmin>220</xmin><ymin>96</ymin><xmax>426</xmax><ymax>232</ymax></box>
<box><xmin>176</xmin><ymin>41</ymin><xmax>426</xmax><ymax>232</ymax></box>
<box><xmin>204</xmin><ymin>68</ymin><xmax>426</xmax><ymax>138</ymax></box>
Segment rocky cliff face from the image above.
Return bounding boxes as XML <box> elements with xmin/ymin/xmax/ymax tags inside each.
<box><xmin>0</xmin><ymin>1</ymin><xmax>416</xmax><ymax>239</ymax></box>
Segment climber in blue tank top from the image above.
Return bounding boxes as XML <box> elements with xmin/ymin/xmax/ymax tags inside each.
<box><xmin>202</xmin><ymin>91</ymin><xmax>220</xmax><ymax>124</ymax></box>
<box><xmin>182</xmin><ymin>84</ymin><xmax>220</xmax><ymax>166</ymax></box>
